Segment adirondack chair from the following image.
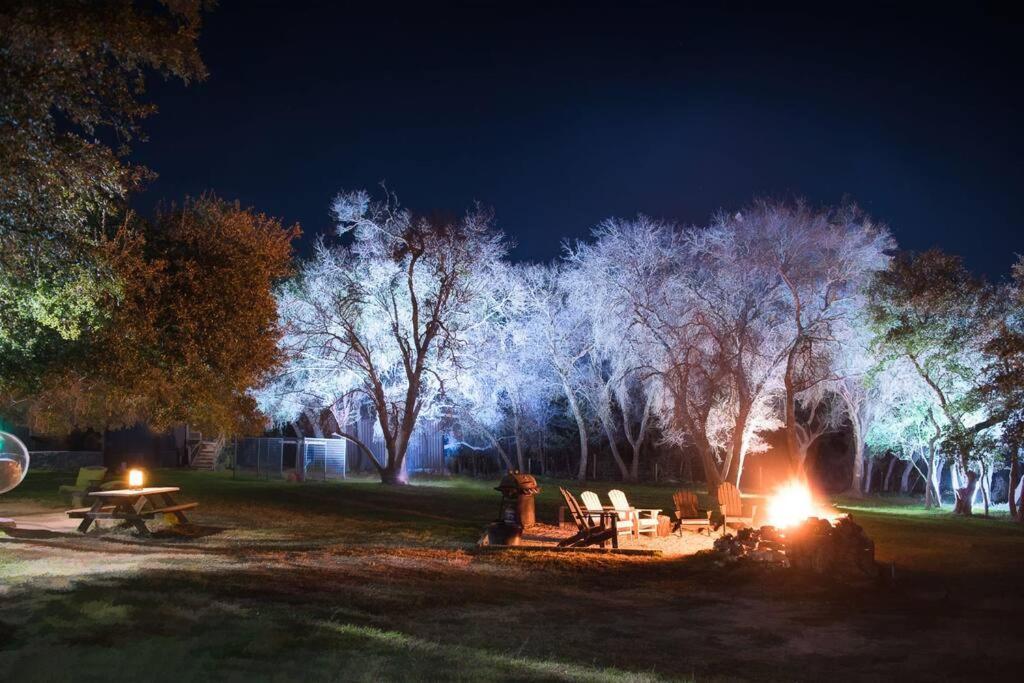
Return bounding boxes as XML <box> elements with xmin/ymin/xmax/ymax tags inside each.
<box><xmin>59</xmin><ymin>466</ymin><xmax>126</xmax><ymax>506</ymax></box>
<box><xmin>716</xmin><ymin>481</ymin><xmax>757</xmax><ymax>531</ymax></box>
<box><xmin>579</xmin><ymin>490</ymin><xmax>607</xmax><ymax>525</ymax></box>
<box><xmin>672</xmin><ymin>489</ymin><xmax>712</xmax><ymax>536</ymax></box>
<box><xmin>608</xmin><ymin>489</ymin><xmax>660</xmax><ymax>538</ymax></box>
<box><xmin>557</xmin><ymin>487</ymin><xmax>618</xmax><ymax>549</ymax></box>
<box><xmin>58</xmin><ymin>466</ymin><xmax>107</xmax><ymax>506</ymax></box>
<box><xmin>582</xmin><ymin>490</ymin><xmax>635</xmax><ymax>538</ymax></box>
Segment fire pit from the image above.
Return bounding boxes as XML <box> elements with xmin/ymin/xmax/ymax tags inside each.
<box><xmin>714</xmin><ymin>480</ymin><xmax>878</xmax><ymax>582</ymax></box>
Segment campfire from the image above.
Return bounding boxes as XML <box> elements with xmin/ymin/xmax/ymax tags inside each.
<box><xmin>714</xmin><ymin>480</ymin><xmax>878</xmax><ymax>582</ymax></box>
<box><xmin>765</xmin><ymin>479</ymin><xmax>841</xmax><ymax>528</ymax></box>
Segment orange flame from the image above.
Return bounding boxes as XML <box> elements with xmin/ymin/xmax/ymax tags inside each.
<box><xmin>766</xmin><ymin>480</ymin><xmax>836</xmax><ymax>528</ymax></box>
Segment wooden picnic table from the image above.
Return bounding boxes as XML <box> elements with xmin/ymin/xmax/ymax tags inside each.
<box><xmin>67</xmin><ymin>486</ymin><xmax>198</xmax><ymax>534</ymax></box>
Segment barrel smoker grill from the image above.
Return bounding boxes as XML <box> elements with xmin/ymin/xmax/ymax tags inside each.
<box><xmin>486</xmin><ymin>471</ymin><xmax>540</xmax><ymax>545</ymax></box>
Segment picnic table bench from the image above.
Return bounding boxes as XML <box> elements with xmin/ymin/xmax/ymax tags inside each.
<box><xmin>67</xmin><ymin>486</ymin><xmax>198</xmax><ymax>534</ymax></box>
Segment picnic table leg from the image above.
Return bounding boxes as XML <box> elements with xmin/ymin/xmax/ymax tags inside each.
<box><xmin>117</xmin><ymin>499</ymin><xmax>150</xmax><ymax>536</ymax></box>
<box><xmin>77</xmin><ymin>497</ymin><xmax>105</xmax><ymax>533</ymax></box>
<box><xmin>159</xmin><ymin>492</ymin><xmax>190</xmax><ymax>525</ymax></box>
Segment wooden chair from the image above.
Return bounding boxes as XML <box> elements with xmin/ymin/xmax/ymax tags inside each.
<box><xmin>579</xmin><ymin>490</ymin><xmax>607</xmax><ymax>525</ymax></box>
<box><xmin>557</xmin><ymin>487</ymin><xmax>618</xmax><ymax>549</ymax></box>
<box><xmin>58</xmin><ymin>466</ymin><xmax>108</xmax><ymax>506</ymax></box>
<box><xmin>608</xmin><ymin>489</ymin><xmax>660</xmax><ymax>538</ymax></box>
<box><xmin>672</xmin><ymin>489</ymin><xmax>712</xmax><ymax>536</ymax></box>
<box><xmin>583</xmin><ymin>490</ymin><xmax>636</xmax><ymax>538</ymax></box>
<box><xmin>716</xmin><ymin>481</ymin><xmax>757</xmax><ymax>531</ymax></box>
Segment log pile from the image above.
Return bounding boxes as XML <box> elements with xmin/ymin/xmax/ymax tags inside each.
<box><xmin>713</xmin><ymin>515</ymin><xmax>877</xmax><ymax>582</ymax></box>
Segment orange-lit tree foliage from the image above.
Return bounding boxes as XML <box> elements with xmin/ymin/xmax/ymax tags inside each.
<box><xmin>24</xmin><ymin>196</ymin><xmax>298</xmax><ymax>435</ymax></box>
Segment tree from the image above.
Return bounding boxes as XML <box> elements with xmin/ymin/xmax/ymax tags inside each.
<box><xmin>730</xmin><ymin>200</ymin><xmax>892</xmax><ymax>476</ymax></box>
<box><xmin>6</xmin><ymin>196</ymin><xmax>297</xmax><ymax>435</ymax></box>
<box><xmin>263</xmin><ymin>190</ymin><xmax>508</xmax><ymax>484</ymax></box>
<box><xmin>571</xmin><ymin>215</ymin><xmax>784</xmax><ymax>490</ymax></box>
<box><xmin>518</xmin><ymin>264</ymin><xmax>594</xmax><ymax>481</ymax></box>
<box><xmin>684</xmin><ymin>218</ymin><xmax>791</xmax><ymax>487</ymax></box>
<box><xmin>867</xmin><ymin>249</ymin><xmax>1001</xmax><ymax>515</ymax></box>
<box><xmin>976</xmin><ymin>256</ymin><xmax>1024</xmax><ymax>520</ymax></box>
<box><xmin>447</xmin><ymin>286</ymin><xmax>549</xmax><ymax>472</ymax></box>
<box><xmin>863</xmin><ymin>364</ymin><xmax>945</xmax><ymax>505</ymax></box>
<box><xmin>0</xmin><ymin>0</ymin><xmax>208</xmax><ymax>358</ymax></box>
<box><xmin>568</xmin><ymin>228</ymin><xmax>661</xmax><ymax>482</ymax></box>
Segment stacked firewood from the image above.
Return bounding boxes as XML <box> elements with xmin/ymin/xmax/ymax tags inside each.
<box><xmin>713</xmin><ymin>516</ymin><xmax>877</xmax><ymax>581</ymax></box>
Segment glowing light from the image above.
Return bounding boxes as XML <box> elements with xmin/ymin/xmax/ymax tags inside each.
<box><xmin>766</xmin><ymin>480</ymin><xmax>816</xmax><ymax>528</ymax></box>
<box><xmin>128</xmin><ymin>469</ymin><xmax>145</xmax><ymax>489</ymax></box>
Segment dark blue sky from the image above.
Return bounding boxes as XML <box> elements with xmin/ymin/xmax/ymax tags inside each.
<box><xmin>134</xmin><ymin>1</ymin><xmax>1023</xmax><ymax>276</ymax></box>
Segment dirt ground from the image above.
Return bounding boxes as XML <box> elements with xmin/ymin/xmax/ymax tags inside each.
<box><xmin>3</xmin><ymin>471</ymin><xmax>1024</xmax><ymax>682</ymax></box>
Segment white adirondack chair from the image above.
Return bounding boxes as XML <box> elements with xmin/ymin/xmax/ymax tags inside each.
<box><xmin>579</xmin><ymin>490</ymin><xmax>608</xmax><ymax>524</ymax></box>
<box><xmin>608</xmin><ymin>489</ymin><xmax>660</xmax><ymax>538</ymax></box>
<box><xmin>582</xmin><ymin>490</ymin><xmax>634</xmax><ymax>537</ymax></box>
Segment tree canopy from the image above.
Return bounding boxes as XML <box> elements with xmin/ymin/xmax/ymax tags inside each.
<box><xmin>0</xmin><ymin>0</ymin><xmax>208</xmax><ymax>369</ymax></box>
<box><xmin>5</xmin><ymin>196</ymin><xmax>297</xmax><ymax>435</ymax></box>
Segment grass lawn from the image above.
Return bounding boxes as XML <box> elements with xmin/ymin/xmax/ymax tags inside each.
<box><xmin>2</xmin><ymin>471</ymin><xmax>1024</xmax><ymax>682</ymax></box>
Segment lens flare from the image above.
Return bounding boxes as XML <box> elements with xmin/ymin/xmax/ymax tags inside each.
<box><xmin>0</xmin><ymin>430</ymin><xmax>29</xmax><ymax>495</ymax></box>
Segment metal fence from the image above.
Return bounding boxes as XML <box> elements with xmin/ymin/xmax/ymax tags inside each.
<box><xmin>345</xmin><ymin>417</ymin><xmax>446</xmax><ymax>475</ymax></box>
<box><xmin>234</xmin><ymin>437</ymin><xmax>284</xmax><ymax>479</ymax></box>
<box><xmin>301</xmin><ymin>437</ymin><xmax>346</xmax><ymax>480</ymax></box>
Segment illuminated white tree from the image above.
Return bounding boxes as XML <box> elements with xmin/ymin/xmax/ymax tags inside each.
<box><xmin>718</xmin><ymin>201</ymin><xmax>893</xmax><ymax>477</ymax></box>
<box><xmin>570</xmin><ymin>216</ymin><xmax>786</xmax><ymax>489</ymax></box>
<box><xmin>259</xmin><ymin>190</ymin><xmax>508</xmax><ymax>484</ymax></box>
<box><xmin>568</xmin><ymin>231</ymin><xmax>661</xmax><ymax>482</ymax></box>
<box><xmin>518</xmin><ymin>263</ymin><xmax>594</xmax><ymax>481</ymax></box>
<box><xmin>448</xmin><ymin>276</ymin><xmax>554</xmax><ymax>472</ymax></box>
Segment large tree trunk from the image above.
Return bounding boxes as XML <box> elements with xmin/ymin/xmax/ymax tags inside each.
<box><xmin>953</xmin><ymin>469</ymin><xmax>978</xmax><ymax>516</ymax></box>
<box><xmin>900</xmin><ymin>455</ymin><xmax>915</xmax><ymax>494</ymax></box>
<box><xmin>512</xmin><ymin>410</ymin><xmax>527</xmax><ymax>472</ymax></box>
<box><xmin>696</xmin><ymin>441</ymin><xmax>722</xmax><ymax>492</ymax></box>
<box><xmin>622</xmin><ymin>389</ymin><xmax>652</xmax><ymax>483</ymax></box>
<box><xmin>628</xmin><ymin>442</ymin><xmax>642</xmax><ymax>482</ymax></box>
<box><xmin>863</xmin><ymin>456</ymin><xmax>875</xmax><ymax>494</ymax></box>
<box><xmin>845</xmin><ymin>416</ymin><xmax>866</xmax><ymax>497</ymax></box>
<box><xmin>380</xmin><ymin>465</ymin><xmax>407</xmax><ymax>485</ymax></box>
<box><xmin>599</xmin><ymin>416</ymin><xmax>630</xmax><ymax>481</ymax></box>
<box><xmin>724</xmin><ymin>402</ymin><xmax>751</xmax><ymax>485</ymax></box>
<box><xmin>924</xmin><ymin>440</ymin><xmax>942</xmax><ymax>508</ymax></box>
<box><xmin>304</xmin><ymin>408</ymin><xmax>325</xmax><ymax>438</ymax></box>
<box><xmin>480</xmin><ymin>427</ymin><xmax>513</xmax><ymax>472</ymax></box>
<box><xmin>929</xmin><ymin>455</ymin><xmax>942</xmax><ymax>508</ymax></box>
<box><xmin>883</xmin><ymin>455</ymin><xmax>898</xmax><ymax>492</ymax></box>
<box><xmin>783</xmin><ymin>375</ymin><xmax>802</xmax><ymax>475</ymax></box>
<box><xmin>980</xmin><ymin>460</ymin><xmax>993</xmax><ymax>516</ymax></box>
<box><xmin>379</xmin><ymin>428</ymin><xmax>411</xmax><ymax>485</ymax></box>
<box><xmin>563</xmin><ymin>380</ymin><xmax>589</xmax><ymax>482</ymax></box>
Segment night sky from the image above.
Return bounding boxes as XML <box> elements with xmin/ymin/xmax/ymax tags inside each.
<box><xmin>134</xmin><ymin>1</ymin><xmax>1023</xmax><ymax>277</ymax></box>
